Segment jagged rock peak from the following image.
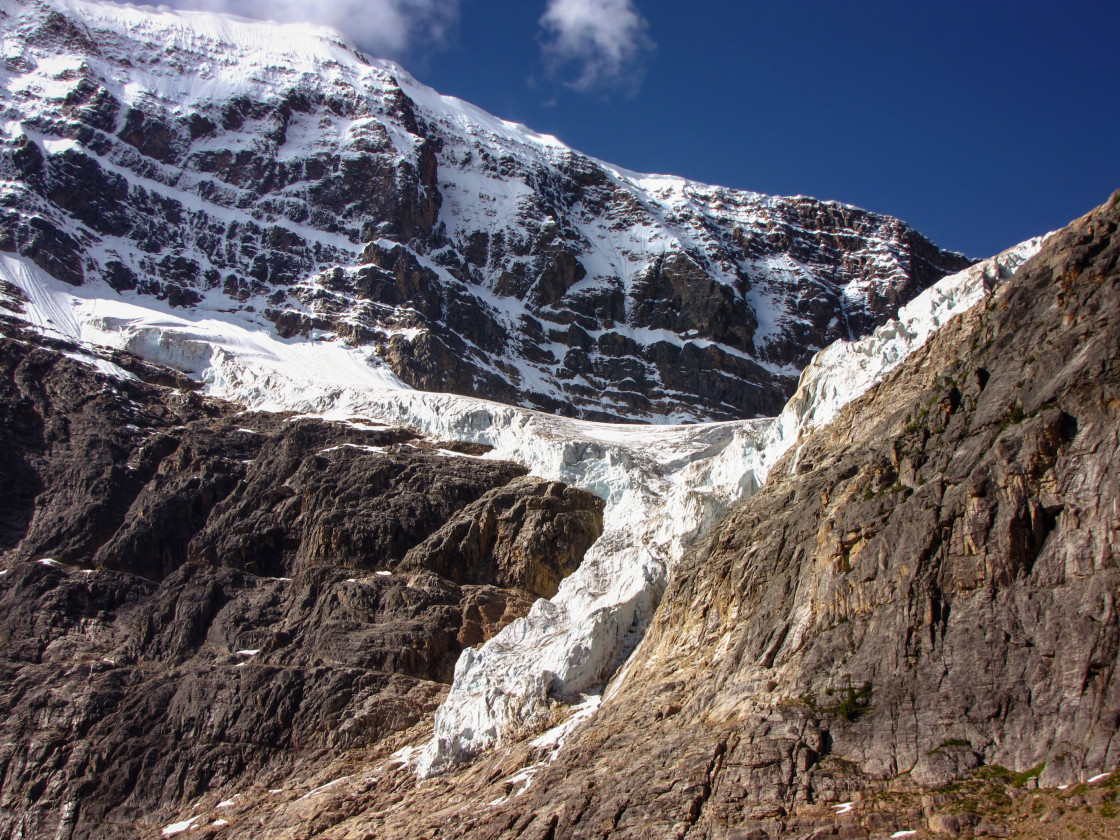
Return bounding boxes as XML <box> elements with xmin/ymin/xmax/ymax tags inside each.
<box><xmin>0</xmin><ymin>0</ymin><xmax>971</xmax><ymax>422</ymax></box>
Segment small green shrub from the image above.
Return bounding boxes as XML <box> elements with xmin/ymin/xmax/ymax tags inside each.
<box><xmin>1012</xmin><ymin>762</ymin><xmax>1046</xmax><ymax>788</ymax></box>
<box><xmin>824</xmin><ymin>678</ymin><xmax>873</xmax><ymax>721</ymax></box>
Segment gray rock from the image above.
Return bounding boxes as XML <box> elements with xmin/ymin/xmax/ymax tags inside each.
<box><xmin>0</xmin><ymin>330</ymin><xmax>603</xmax><ymax>839</ymax></box>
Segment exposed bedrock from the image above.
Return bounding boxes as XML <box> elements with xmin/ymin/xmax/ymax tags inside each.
<box><xmin>0</xmin><ymin>331</ymin><xmax>602</xmax><ymax>840</ymax></box>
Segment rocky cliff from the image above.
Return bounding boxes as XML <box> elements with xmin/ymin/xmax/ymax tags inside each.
<box><xmin>0</xmin><ymin>324</ymin><xmax>603</xmax><ymax>839</ymax></box>
<box><xmin>30</xmin><ymin>195</ymin><xmax>1106</xmax><ymax>840</ymax></box>
<box><xmin>0</xmin><ymin>0</ymin><xmax>971</xmax><ymax>422</ymax></box>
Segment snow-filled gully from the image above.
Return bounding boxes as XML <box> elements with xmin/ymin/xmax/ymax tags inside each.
<box><xmin>1</xmin><ymin>235</ymin><xmax>1043</xmax><ymax>776</ymax></box>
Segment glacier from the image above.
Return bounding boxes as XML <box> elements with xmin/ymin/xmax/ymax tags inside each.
<box><xmin>0</xmin><ymin>230</ymin><xmax>1044</xmax><ymax>775</ymax></box>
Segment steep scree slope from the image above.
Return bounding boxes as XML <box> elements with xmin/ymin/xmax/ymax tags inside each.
<box><xmin>0</xmin><ymin>0</ymin><xmax>971</xmax><ymax>421</ymax></box>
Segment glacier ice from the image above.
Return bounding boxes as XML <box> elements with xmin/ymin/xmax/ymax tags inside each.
<box><xmin>412</xmin><ymin>234</ymin><xmax>1046</xmax><ymax>774</ymax></box>
<box><xmin>0</xmin><ymin>232</ymin><xmax>1044</xmax><ymax>775</ymax></box>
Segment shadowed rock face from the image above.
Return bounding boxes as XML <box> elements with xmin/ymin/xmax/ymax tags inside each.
<box><xmin>0</xmin><ymin>329</ymin><xmax>602</xmax><ymax>839</ymax></box>
<box><xmin>0</xmin><ymin>0</ymin><xmax>972</xmax><ymax>422</ymax></box>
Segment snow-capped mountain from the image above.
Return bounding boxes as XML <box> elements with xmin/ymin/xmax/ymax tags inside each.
<box><xmin>0</xmin><ymin>0</ymin><xmax>971</xmax><ymax>422</ymax></box>
<box><xmin>3</xmin><ymin>2</ymin><xmax>1117</xmax><ymax>834</ymax></box>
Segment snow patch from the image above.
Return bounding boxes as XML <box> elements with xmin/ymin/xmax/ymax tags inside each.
<box><xmin>389</xmin><ymin>744</ymin><xmax>420</xmax><ymax>771</ymax></box>
<box><xmin>161</xmin><ymin>816</ymin><xmax>200</xmax><ymax>836</ymax></box>
<box><xmin>318</xmin><ymin>443</ymin><xmax>387</xmax><ymax>455</ymax></box>
<box><xmin>530</xmin><ymin>694</ymin><xmax>601</xmax><ymax>752</ymax></box>
<box><xmin>297</xmin><ymin>775</ymin><xmax>350</xmax><ymax>801</ymax></box>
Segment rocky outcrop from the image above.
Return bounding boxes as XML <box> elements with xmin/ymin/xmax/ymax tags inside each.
<box><xmin>400</xmin><ymin>476</ymin><xmax>605</xmax><ymax>599</ymax></box>
<box><xmin>0</xmin><ymin>0</ymin><xmax>972</xmax><ymax>422</ymax></box>
<box><xmin>0</xmin><ymin>330</ymin><xmax>602</xmax><ymax>839</ymax></box>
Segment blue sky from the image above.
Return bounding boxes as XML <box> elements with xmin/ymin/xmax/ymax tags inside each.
<box><xmin>165</xmin><ymin>0</ymin><xmax>1120</xmax><ymax>259</ymax></box>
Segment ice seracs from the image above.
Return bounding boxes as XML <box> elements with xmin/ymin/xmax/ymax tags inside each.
<box><xmin>1</xmin><ymin>230</ymin><xmax>1044</xmax><ymax>775</ymax></box>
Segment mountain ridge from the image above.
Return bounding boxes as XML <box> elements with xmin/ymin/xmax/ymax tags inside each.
<box><xmin>3</xmin><ymin>2</ymin><xmax>1117</xmax><ymax>838</ymax></box>
<box><xmin>1</xmin><ymin>0</ymin><xmax>971</xmax><ymax>422</ymax></box>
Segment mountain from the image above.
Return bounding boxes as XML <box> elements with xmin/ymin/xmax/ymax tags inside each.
<box><xmin>0</xmin><ymin>323</ymin><xmax>605</xmax><ymax>837</ymax></box>
<box><xmin>417</xmin><ymin>191</ymin><xmax>1118</xmax><ymax>840</ymax></box>
<box><xmin>1</xmin><ymin>1</ymin><xmax>1117</xmax><ymax>838</ymax></box>
<box><xmin>0</xmin><ymin>0</ymin><xmax>970</xmax><ymax>423</ymax></box>
<box><xmin>3</xmin><ymin>186</ymin><xmax>1115</xmax><ymax>839</ymax></box>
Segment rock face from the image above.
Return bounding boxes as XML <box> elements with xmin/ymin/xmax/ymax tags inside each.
<box><xmin>0</xmin><ymin>328</ymin><xmax>602</xmax><ymax>839</ymax></box>
<box><xmin>363</xmin><ymin>192</ymin><xmax>1115</xmax><ymax>840</ymax></box>
<box><xmin>0</xmin><ymin>0</ymin><xmax>971</xmax><ymax>422</ymax></box>
<box><xmin>1</xmin><ymin>2</ymin><xmax>1117</xmax><ymax>838</ymax></box>
<box><xmin>113</xmin><ymin>198</ymin><xmax>1117</xmax><ymax>840</ymax></box>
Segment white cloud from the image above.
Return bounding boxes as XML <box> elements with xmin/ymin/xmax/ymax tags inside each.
<box><xmin>539</xmin><ymin>0</ymin><xmax>654</xmax><ymax>92</ymax></box>
<box><xmin>159</xmin><ymin>0</ymin><xmax>459</xmax><ymax>58</ymax></box>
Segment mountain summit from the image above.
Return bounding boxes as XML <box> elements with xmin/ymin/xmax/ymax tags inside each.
<box><xmin>1</xmin><ymin>0</ymin><xmax>969</xmax><ymax>422</ymax></box>
<box><xmin>3</xmin><ymin>3</ymin><xmax>1113</xmax><ymax>839</ymax></box>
